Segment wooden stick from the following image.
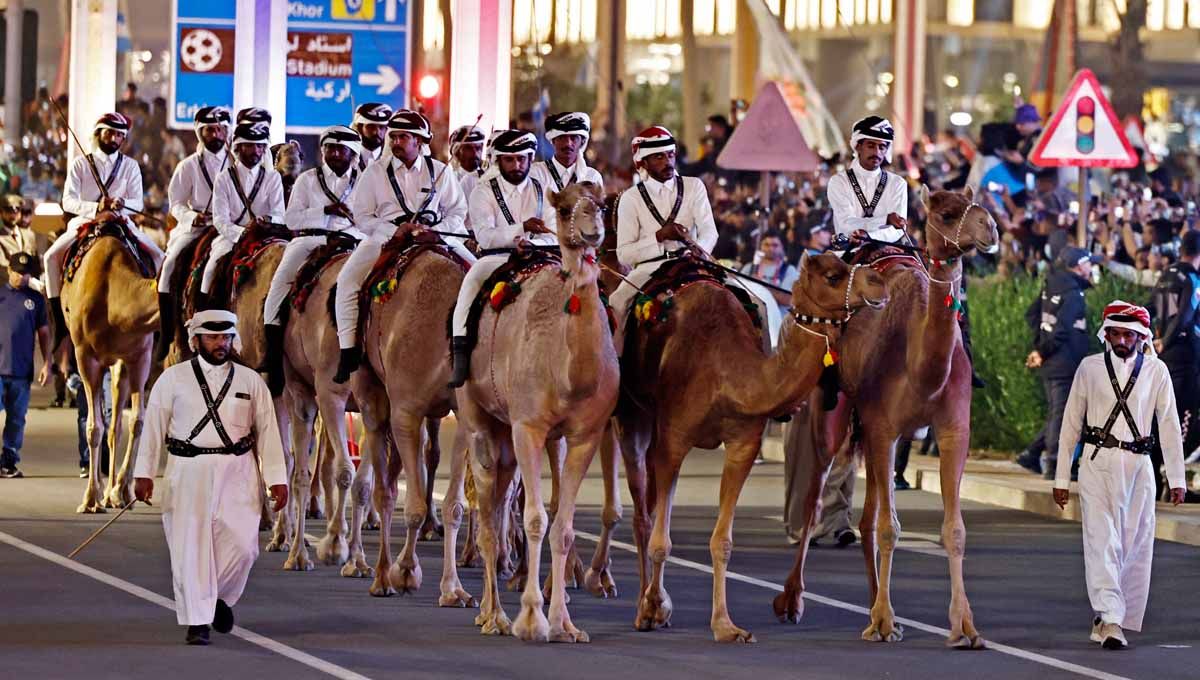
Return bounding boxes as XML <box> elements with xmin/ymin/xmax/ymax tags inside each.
<box><xmin>67</xmin><ymin>498</ymin><xmax>140</xmax><ymax>559</ymax></box>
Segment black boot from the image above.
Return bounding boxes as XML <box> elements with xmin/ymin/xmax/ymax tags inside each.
<box><xmin>333</xmin><ymin>346</ymin><xmax>361</xmax><ymax>384</ymax></box>
<box><xmin>185</xmin><ymin>624</ymin><xmax>211</xmax><ymax>645</ymax></box>
<box><xmin>49</xmin><ymin>297</ymin><xmax>68</xmax><ymax>351</ymax></box>
<box><xmin>448</xmin><ymin>337</ymin><xmax>471</xmax><ymax>388</ymax></box>
<box><xmin>264</xmin><ymin>324</ymin><xmax>286</xmax><ymax>397</ymax></box>
<box><xmin>194</xmin><ymin>290</ymin><xmax>210</xmax><ymax>312</ymax></box>
<box><xmin>212</xmin><ymin>599</ymin><xmax>234</xmax><ymax>634</ymax></box>
<box><xmin>154</xmin><ymin>292</ymin><xmax>175</xmax><ymax>362</ymax></box>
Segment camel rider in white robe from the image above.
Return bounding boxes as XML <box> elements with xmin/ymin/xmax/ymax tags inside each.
<box><xmin>133</xmin><ymin>310</ymin><xmax>288</xmax><ymax>646</ymax></box>
<box><xmin>45</xmin><ymin>112</ymin><xmax>163</xmax><ymax>349</ymax></box>
<box><xmin>826</xmin><ymin>116</ymin><xmax>908</xmax><ymax>251</ymax></box>
<box><xmin>611</xmin><ymin>126</ymin><xmax>782</xmax><ymax>352</ymax></box>
<box><xmin>333</xmin><ymin>109</ymin><xmax>472</xmax><ymax>383</ymax></box>
<box><xmin>156</xmin><ymin>106</ymin><xmax>232</xmax><ymax>360</ymax></box>
<box><xmin>1054</xmin><ymin>301</ymin><xmax>1186</xmax><ymax>651</ymax></box>
<box><xmin>449</xmin><ymin>125</ymin><xmax>487</xmax><ymax>208</ymax></box>
<box><xmin>201</xmin><ymin>122</ymin><xmax>285</xmax><ymax>305</ymax></box>
<box><xmin>530</xmin><ymin>111</ymin><xmax>604</xmax><ymax>237</ymax></box>
<box><xmin>351</xmin><ymin>102</ymin><xmax>392</xmax><ymax>172</ymax></box>
<box><xmin>262</xmin><ymin>126</ymin><xmax>365</xmax><ymax>396</ymax></box>
<box><xmin>448</xmin><ymin>130</ymin><xmax>547</xmax><ymax>387</ymax></box>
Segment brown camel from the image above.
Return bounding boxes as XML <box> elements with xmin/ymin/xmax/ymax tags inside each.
<box><xmin>457</xmin><ymin>181</ymin><xmax>618</xmax><ymax>643</ymax></box>
<box><xmin>772</xmin><ymin>186</ymin><xmax>999</xmax><ymax>649</ymax></box>
<box><xmin>62</xmin><ymin>233</ymin><xmax>157</xmax><ymax>513</ymax></box>
<box><xmin>616</xmin><ymin>252</ymin><xmax>887</xmax><ymax>642</ymax></box>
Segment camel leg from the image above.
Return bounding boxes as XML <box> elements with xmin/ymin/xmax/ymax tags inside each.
<box><xmin>635</xmin><ymin>434</ymin><xmax>686</xmax><ymax>633</ymax></box>
<box><xmin>504</xmin><ymin>478</ymin><xmax>528</xmax><ymax>591</ymax></box>
<box><xmin>282</xmin><ymin>390</ymin><xmax>316</xmax><ymax>571</ymax></box>
<box><xmin>547</xmin><ymin>432</ymin><xmax>603</xmax><ymax>643</ymax></box>
<box><xmin>775</xmin><ymin>406</ymin><xmax>841</xmax><ymax>623</ymax></box>
<box><xmin>860</xmin><ymin>430</ymin><xmax>902</xmax><ymax>643</ymax></box>
<box><xmin>268</xmin><ymin>392</ymin><xmax>296</xmax><ymax>550</ymax></box>
<box><xmin>584</xmin><ymin>419</ymin><xmax>622</xmax><ymax>599</ymax></box>
<box><xmin>420</xmin><ymin>416</ymin><xmax>444</xmax><ymax>540</ymax></box>
<box><xmin>510</xmin><ymin>422</ymin><xmax>552</xmax><ymax>642</ymax></box>
<box><xmin>120</xmin><ymin>353</ymin><xmax>152</xmax><ymax>510</ymax></box>
<box><xmin>618</xmin><ymin>417</ymin><xmax>653</xmax><ymax>616</ymax></box>
<box><xmin>439</xmin><ymin>421</ymin><xmax>476</xmax><ymax>607</ymax></box>
<box><xmin>317</xmin><ymin>427</ymin><xmax>337</xmax><ymax>522</ymax></box>
<box><xmin>709</xmin><ymin>432</ymin><xmax>760</xmax><ymax>643</ymax></box>
<box><xmin>457</xmin><ymin>464</ymin><xmax>481</xmax><ymax>568</ymax></box>
<box><xmin>341</xmin><ymin>418</ymin><xmax>377</xmax><ymax>579</ymax></box>
<box><xmin>387</xmin><ymin>413</ymin><xmax>427</xmax><ymax>594</ymax></box>
<box><xmin>543</xmin><ymin>436</ymin><xmax>585</xmax><ymax>601</ymax></box>
<box><xmin>366</xmin><ymin>406</ymin><xmax>402</xmax><ymax>596</ymax></box>
<box><xmin>76</xmin><ymin>355</ymin><xmax>107</xmax><ymax>514</ymax></box>
<box><xmin>103</xmin><ymin>361</ymin><xmax>132</xmax><ymax>509</ymax></box>
<box><xmin>362</xmin><ymin>416</ymin><xmax>382</xmax><ymax>531</ymax></box>
<box><xmin>315</xmin><ymin>395</ymin><xmax>354</xmax><ymax>566</ymax></box>
<box><xmin>307</xmin><ymin>416</ymin><xmax>326</xmax><ymax>520</ymax></box>
<box><xmin>470</xmin><ymin>426</ymin><xmax>516</xmax><ymax>635</ymax></box>
<box><xmin>936</xmin><ymin>424</ymin><xmax>985</xmax><ymax>649</ymax></box>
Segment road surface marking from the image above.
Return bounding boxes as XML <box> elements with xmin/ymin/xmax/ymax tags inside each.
<box><xmin>0</xmin><ymin>530</ymin><xmax>373</xmax><ymax>680</ymax></box>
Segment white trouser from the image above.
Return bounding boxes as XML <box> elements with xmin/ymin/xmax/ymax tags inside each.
<box><xmin>264</xmin><ymin>230</ymin><xmax>364</xmax><ymax>327</ymax></box>
<box><xmin>1078</xmin><ymin>447</ymin><xmax>1157</xmax><ymax>632</ymax></box>
<box><xmin>157</xmin><ymin>223</ymin><xmax>207</xmax><ymax>293</ymax></box>
<box><xmin>200</xmin><ymin>233</ymin><xmax>239</xmax><ymax>295</ymax></box>
<box><xmin>44</xmin><ymin>217</ymin><xmax>165</xmax><ymax>298</ymax></box>
<box><xmin>451</xmin><ymin>254</ymin><xmax>509</xmax><ymax>337</ymax></box>
<box><xmin>161</xmin><ymin>451</ymin><xmax>262</xmax><ymax>625</ymax></box>
<box><xmin>727</xmin><ymin>277</ymin><xmax>783</xmax><ymax>350</ymax></box>
<box><xmin>334</xmin><ymin>225</ymin><xmax>475</xmax><ymax>348</ymax></box>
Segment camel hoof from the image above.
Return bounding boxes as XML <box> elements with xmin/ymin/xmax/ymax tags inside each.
<box><xmin>419</xmin><ymin>519</ymin><xmax>444</xmax><ymax>542</ymax></box>
<box><xmin>388</xmin><ymin>561</ymin><xmax>423</xmax><ymax>594</ymax></box>
<box><xmin>635</xmin><ymin>590</ymin><xmax>673</xmax><ymax>631</ymax></box>
<box><xmin>265</xmin><ymin>539</ymin><xmax>289</xmax><ymax>553</ymax></box>
<box><xmin>340</xmin><ymin>559</ymin><xmax>374</xmax><ymax>579</ymax></box>
<box><xmin>369</xmin><ymin>575</ymin><xmax>397</xmax><ymax>597</ymax></box>
<box><xmin>76</xmin><ymin>502</ymin><xmax>106</xmax><ymax>515</ymax></box>
<box><xmin>772</xmin><ymin>592</ymin><xmax>804</xmax><ymax>624</ymax></box>
<box><xmin>316</xmin><ymin>533</ymin><xmax>349</xmax><ymax>566</ymax></box>
<box><xmin>439</xmin><ymin>588</ymin><xmax>477</xmax><ymax>608</ymax></box>
<box><xmin>505</xmin><ymin>571</ymin><xmax>527</xmax><ymax>592</ymax></box>
<box><xmin>478</xmin><ymin>611</ymin><xmax>512</xmax><ymax>636</ymax></box>
<box><xmin>541</xmin><ymin>579</ymin><xmax>571</xmax><ymax>604</ymax></box>
<box><xmin>947</xmin><ymin>634</ymin><xmax>987</xmax><ymax>650</ymax></box>
<box><xmin>550</xmin><ymin>626</ymin><xmax>590</xmax><ymax>643</ymax></box>
<box><xmin>861</xmin><ymin>622</ymin><xmax>904</xmax><ymax>643</ymax></box>
<box><xmin>583</xmin><ymin>567</ymin><xmax>618</xmax><ymax>599</ymax></box>
<box><xmin>457</xmin><ymin>554</ymin><xmax>480</xmax><ymax>569</ymax></box>
<box><xmin>283</xmin><ymin>551</ymin><xmax>314</xmax><ymax>572</ymax></box>
<box><xmin>512</xmin><ymin>606</ymin><xmax>550</xmax><ymax>643</ymax></box>
<box><xmin>713</xmin><ymin>625</ymin><xmax>757</xmax><ymax>644</ymax></box>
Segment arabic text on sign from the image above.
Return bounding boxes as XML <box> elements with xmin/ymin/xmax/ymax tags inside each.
<box><xmin>287</xmin><ymin>32</ymin><xmax>353</xmax><ymax>79</ymax></box>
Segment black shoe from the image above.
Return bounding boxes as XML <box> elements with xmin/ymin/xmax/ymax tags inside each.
<box><xmin>894</xmin><ymin>476</ymin><xmax>912</xmax><ymax>491</ymax></box>
<box><xmin>212</xmin><ymin>599</ymin><xmax>234</xmax><ymax>634</ymax></box>
<box><xmin>333</xmin><ymin>347</ymin><xmax>361</xmax><ymax>384</ymax></box>
<box><xmin>0</xmin><ymin>466</ymin><xmax>23</xmax><ymax>479</ymax></box>
<box><xmin>264</xmin><ymin>325</ymin><xmax>286</xmax><ymax>397</ymax></box>
<box><xmin>185</xmin><ymin>624</ymin><xmax>211</xmax><ymax>645</ymax></box>
<box><xmin>448</xmin><ymin>337</ymin><xmax>471</xmax><ymax>388</ymax></box>
<box><xmin>49</xmin><ymin>297</ymin><xmax>68</xmax><ymax>351</ymax></box>
<box><xmin>155</xmin><ymin>293</ymin><xmax>175</xmax><ymax>362</ymax></box>
<box><xmin>834</xmin><ymin>529</ymin><xmax>857</xmax><ymax>548</ymax></box>
<box><xmin>1015</xmin><ymin>451</ymin><xmax>1042</xmax><ymax>475</ymax></box>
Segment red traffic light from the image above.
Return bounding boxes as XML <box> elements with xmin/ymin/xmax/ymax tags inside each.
<box><xmin>418</xmin><ymin>74</ymin><xmax>441</xmax><ymax>100</ymax></box>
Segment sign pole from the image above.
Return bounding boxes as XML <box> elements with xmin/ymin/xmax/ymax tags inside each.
<box><xmin>1078</xmin><ymin>167</ymin><xmax>1089</xmax><ymax>249</ymax></box>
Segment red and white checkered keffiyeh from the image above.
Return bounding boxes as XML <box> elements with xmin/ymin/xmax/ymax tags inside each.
<box><xmin>632</xmin><ymin>126</ymin><xmax>676</xmax><ymax>165</ymax></box>
<box><xmin>94</xmin><ymin>112</ymin><xmax>131</xmax><ymax>134</ymax></box>
<box><xmin>1098</xmin><ymin>300</ymin><xmax>1154</xmax><ymax>353</ymax></box>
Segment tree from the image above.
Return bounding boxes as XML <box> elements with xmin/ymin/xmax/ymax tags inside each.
<box><xmin>1110</xmin><ymin>0</ymin><xmax>1146</xmax><ymax>120</ymax></box>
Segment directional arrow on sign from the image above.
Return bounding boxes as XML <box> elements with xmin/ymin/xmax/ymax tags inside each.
<box><xmin>358</xmin><ymin>65</ymin><xmax>401</xmax><ymax>95</ymax></box>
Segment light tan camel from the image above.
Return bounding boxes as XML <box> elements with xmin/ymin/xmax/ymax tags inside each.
<box><xmin>772</xmin><ymin>186</ymin><xmax>999</xmax><ymax>649</ymax></box>
<box><xmin>616</xmin><ymin>252</ymin><xmax>887</xmax><ymax>642</ymax></box>
<box><xmin>457</xmin><ymin>182</ymin><xmax>618</xmax><ymax>643</ymax></box>
<box><xmin>62</xmin><ymin>234</ymin><xmax>157</xmax><ymax>513</ymax></box>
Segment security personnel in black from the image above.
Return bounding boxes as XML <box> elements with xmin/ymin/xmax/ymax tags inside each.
<box><xmin>1025</xmin><ymin>246</ymin><xmax>1098</xmax><ymax>478</ymax></box>
<box><xmin>1151</xmin><ymin>229</ymin><xmax>1200</xmax><ymax>493</ymax></box>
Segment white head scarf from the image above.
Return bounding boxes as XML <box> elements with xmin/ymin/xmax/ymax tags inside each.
<box><xmin>186</xmin><ymin>309</ymin><xmax>242</xmax><ymax>354</ymax></box>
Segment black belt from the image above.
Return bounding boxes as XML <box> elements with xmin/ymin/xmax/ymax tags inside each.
<box><xmin>166</xmin><ymin>434</ymin><xmax>255</xmax><ymax>458</ymax></box>
<box><xmin>295</xmin><ymin>228</ymin><xmax>336</xmax><ymax>238</ymax></box>
<box><xmin>479</xmin><ymin>245</ymin><xmax>561</xmax><ymax>257</ymax></box>
<box><xmin>637</xmin><ymin>249</ymin><xmax>686</xmax><ymax>266</ymax></box>
<box><xmin>1081</xmin><ymin>426</ymin><xmax>1156</xmax><ymax>455</ymax></box>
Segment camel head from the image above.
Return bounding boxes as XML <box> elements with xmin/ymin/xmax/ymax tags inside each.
<box><xmin>795</xmin><ymin>252</ymin><xmax>888</xmax><ymax>318</ymax></box>
<box><xmin>920</xmin><ymin>185</ymin><xmax>1000</xmax><ymax>261</ymax></box>
<box><xmin>549</xmin><ymin>181</ymin><xmax>605</xmax><ymax>250</ymax></box>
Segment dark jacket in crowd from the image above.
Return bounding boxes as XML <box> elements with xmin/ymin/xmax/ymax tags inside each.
<box><xmin>1153</xmin><ymin>261</ymin><xmax>1200</xmax><ymax>365</ymax></box>
<box><xmin>1026</xmin><ymin>270</ymin><xmax>1090</xmax><ymax>379</ymax></box>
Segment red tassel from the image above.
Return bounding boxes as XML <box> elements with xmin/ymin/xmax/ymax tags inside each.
<box><xmin>944</xmin><ymin>294</ymin><xmax>954</xmax><ymax>308</ymax></box>
<box><xmin>564</xmin><ymin>294</ymin><xmax>582</xmax><ymax>315</ymax></box>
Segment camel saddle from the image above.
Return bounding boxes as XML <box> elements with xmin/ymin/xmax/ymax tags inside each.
<box><xmin>207</xmin><ymin>222</ymin><xmax>291</xmax><ymax>308</ymax></box>
<box><xmin>629</xmin><ymin>257</ymin><xmax>762</xmax><ymax>331</ymax></box>
<box><xmin>63</xmin><ymin>219</ymin><xmax>157</xmax><ymax>284</ymax></box>
<box><xmin>461</xmin><ymin>246</ymin><xmax>562</xmax><ymax>348</ymax></box>
<box><xmin>286</xmin><ymin>231</ymin><xmax>359</xmax><ymax>318</ymax></box>
<box><xmin>844</xmin><ymin>241</ymin><xmax>920</xmax><ymax>274</ymax></box>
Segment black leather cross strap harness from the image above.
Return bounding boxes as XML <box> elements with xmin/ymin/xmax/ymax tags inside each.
<box><xmin>166</xmin><ymin>357</ymin><xmax>255</xmax><ymax>457</ymax></box>
<box><xmin>1081</xmin><ymin>351</ymin><xmax>1156</xmax><ymax>458</ymax></box>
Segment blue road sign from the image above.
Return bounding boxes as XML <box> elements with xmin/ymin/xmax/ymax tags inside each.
<box><xmin>169</xmin><ymin>0</ymin><xmax>411</xmax><ymax>134</ymax></box>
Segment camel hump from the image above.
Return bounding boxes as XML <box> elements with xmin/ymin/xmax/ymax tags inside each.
<box><xmin>63</xmin><ymin>220</ymin><xmax>156</xmax><ymax>286</ymax></box>
<box><xmin>629</xmin><ymin>257</ymin><xmax>762</xmax><ymax>331</ymax></box>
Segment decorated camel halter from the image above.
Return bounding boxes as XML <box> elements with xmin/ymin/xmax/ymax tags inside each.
<box><xmin>790</xmin><ymin>262</ymin><xmax>863</xmax><ymax>367</ymax></box>
<box><xmin>926</xmin><ymin>200</ymin><xmax>982</xmax><ymax>254</ymax></box>
<box><xmin>558</xmin><ymin>192</ymin><xmax>602</xmax><ymax>249</ymax></box>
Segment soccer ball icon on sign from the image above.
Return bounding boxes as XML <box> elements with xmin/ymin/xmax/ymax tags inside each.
<box><xmin>181</xmin><ymin>29</ymin><xmax>223</xmax><ymax>73</ymax></box>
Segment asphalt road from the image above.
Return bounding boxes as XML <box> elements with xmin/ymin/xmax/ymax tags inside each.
<box><xmin>1</xmin><ymin>403</ymin><xmax>1197</xmax><ymax>680</ymax></box>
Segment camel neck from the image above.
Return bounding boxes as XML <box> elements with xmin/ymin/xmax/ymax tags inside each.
<box><xmin>908</xmin><ymin>258</ymin><xmax>963</xmax><ymax>396</ymax></box>
<box><xmin>559</xmin><ymin>249</ymin><xmax>608</xmax><ymax>399</ymax></box>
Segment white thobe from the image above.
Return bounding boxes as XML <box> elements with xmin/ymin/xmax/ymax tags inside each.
<box><xmin>134</xmin><ymin>356</ymin><xmax>287</xmax><ymax>626</ymax></box>
<box><xmin>334</xmin><ymin>155</ymin><xmax>472</xmax><ymax>348</ymax></box>
<box><xmin>263</xmin><ymin>165</ymin><xmax>364</xmax><ymax>326</ymax></box>
<box><xmin>202</xmin><ymin>162</ymin><xmax>285</xmax><ymax>294</ymax></box>
<box><xmin>1056</xmin><ymin>349</ymin><xmax>1186</xmax><ymax>631</ymax></box>
<box><xmin>356</xmin><ymin>145</ymin><xmax>385</xmax><ymax>172</ymax></box>
<box><xmin>449</xmin><ymin>173</ymin><xmax>551</xmax><ymax>338</ymax></box>
<box><xmin>826</xmin><ymin>159</ymin><xmax>909</xmax><ymax>244</ymax></box>
<box><xmin>529</xmin><ymin>157</ymin><xmax>604</xmax><ymax>236</ymax></box>
<box><xmin>612</xmin><ymin>173</ymin><xmax>780</xmax><ymax>347</ymax></box>
<box><xmin>46</xmin><ymin>149</ymin><xmax>162</xmax><ymax>298</ymax></box>
<box><xmin>455</xmin><ymin>166</ymin><xmax>484</xmax><ymax>226</ymax></box>
<box><xmin>160</xmin><ymin>148</ymin><xmax>228</xmax><ymax>292</ymax></box>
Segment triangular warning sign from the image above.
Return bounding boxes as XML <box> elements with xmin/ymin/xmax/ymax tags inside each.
<box><xmin>1030</xmin><ymin>69</ymin><xmax>1138</xmax><ymax>169</ymax></box>
<box><xmin>717</xmin><ymin>81</ymin><xmax>821</xmax><ymax>173</ymax></box>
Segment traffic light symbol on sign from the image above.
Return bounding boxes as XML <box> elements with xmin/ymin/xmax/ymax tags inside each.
<box><xmin>1076</xmin><ymin>96</ymin><xmax>1095</xmax><ymax>154</ymax></box>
